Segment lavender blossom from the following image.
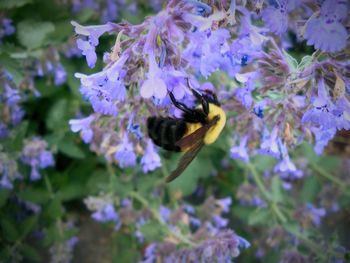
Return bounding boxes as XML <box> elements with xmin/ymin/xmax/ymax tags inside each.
<box><xmin>304</xmin><ymin>0</ymin><xmax>348</xmax><ymax>52</ymax></box>
<box><xmin>140</xmin><ymin>52</ymin><xmax>167</xmax><ymax>99</ymax></box>
<box><xmin>258</xmin><ymin>126</ymin><xmax>280</xmax><ymax>158</ymax></box>
<box><xmin>75</xmin><ymin>56</ymin><xmax>127</xmax><ymax>116</ymax></box>
<box><xmin>0</xmin><ymin>18</ymin><xmax>15</xmax><ymax>41</ymax></box>
<box><xmin>167</xmin><ymin>230</ymin><xmax>248</xmax><ymax>263</ymax></box>
<box><xmin>230</xmin><ymin>136</ymin><xmax>249</xmax><ymax>163</ymax></box>
<box><xmin>91</xmin><ymin>203</ymin><xmax>120</xmax><ymax>224</ymax></box>
<box><xmin>72</xmin><ymin>21</ymin><xmax>113</xmax><ymax>68</ymax></box>
<box><xmin>274</xmin><ymin>149</ymin><xmax>302</xmax><ymax>179</ymax></box>
<box><xmin>216</xmin><ymin>197</ymin><xmax>232</xmax><ymax>213</ymax></box>
<box><xmin>302</xmin><ymin>79</ymin><xmax>335</xmax><ymax>130</ymax></box>
<box><xmin>21</xmin><ymin>137</ymin><xmax>54</xmax><ymax>181</ymax></box>
<box><xmin>69</xmin><ymin>115</ymin><xmax>95</xmax><ymax>143</ymax></box>
<box><xmin>114</xmin><ymin>134</ymin><xmax>137</xmax><ymax>168</ymax></box>
<box><xmin>141</xmin><ymin>140</ymin><xmax>161</xmax><ymax>173</ymax></box>
<box><xmin>54</xmin><ymin>63</ymin><xmax>67</xmax><ymax>86</ymax></box>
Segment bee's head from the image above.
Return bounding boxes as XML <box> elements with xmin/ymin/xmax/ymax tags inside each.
<box><xmin>191</xmin><ymin>88</ymin><xmax>220</xmax><ymax>107</ymax></box>
<box><xmin>201</xmin><ymin>89</ymin><xmax>220</xmax><ymax>106</ymax></box>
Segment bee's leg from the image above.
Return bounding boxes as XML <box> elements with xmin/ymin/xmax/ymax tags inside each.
<box><xmin>169</xmin><ymin>92</ymin><xmax>195</xmax><ymax>115</ymax></box>
<box><xmin>187</xmin><ymin>79</ymin><xmax>209</xmax><ymax>116</ymax></box>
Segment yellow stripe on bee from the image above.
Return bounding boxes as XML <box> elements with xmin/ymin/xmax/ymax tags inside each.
<box><xmin>203</xmin><ymin>103</ymin><xmax>226</xmax><ymax>144</ymax></box>
<box><xmin>183</xmin><ymin>103</ymin><xmax>226</xmax><ymax>150</ymax></box>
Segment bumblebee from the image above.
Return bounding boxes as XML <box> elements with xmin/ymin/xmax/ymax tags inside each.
<box><xmin>147</xmin><ymin>82</ymin><xmax>226</xmax><ymax>182</ymax></box>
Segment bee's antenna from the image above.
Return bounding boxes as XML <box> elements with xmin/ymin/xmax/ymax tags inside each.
<box><xmin>186</xmin><ymin>78</ymin><xmax>209</xmax><ymax>115</ymax></box>
<box><xmin>186</xmin><ymin>78</ymin><xmax>202</xmax><ymax>100</ymax></box>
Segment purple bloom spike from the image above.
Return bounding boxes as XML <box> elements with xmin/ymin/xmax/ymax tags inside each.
<box><xmin>114</xmin><ymin>134</ymin><xmax>137</xmax><ymax>168</ymax></box>
<box><xmin>140</xmin><ymin>52</ymin><xmax>167</xmax><ymax>99</ymax></box>
<box><xmin>141</xmin><ymin>140</ymin><xmax>161</xmax><ymax>173</ymax></box>
<box><xmin>230</xmin><ymin>136</ymin><xmax>250</xmax><ymax>162</ymax></box>
<box><xmin>304</xmin><ymin>0</ymin><xmax>348</xmax><ymax>52</ymax></box>
<box><xmin>69</xmin><ymin>115</ymin><xmax>95</xmax><ymax>143</ymax></box>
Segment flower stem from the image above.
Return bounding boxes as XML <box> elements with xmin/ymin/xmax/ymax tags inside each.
<box><xmin>129</xmin><ymin>191</ymin><xmax>195</xmax><ymax>246</ymax></box>
<box><xmin>247</xmin><ymin>162</ymin><xmax>287</xmax><ymax>223</ymax></box>
<box><xmin>309</xmin><ymin>162</ymin><xmax>350</xmax><ymax>197</ymax></box>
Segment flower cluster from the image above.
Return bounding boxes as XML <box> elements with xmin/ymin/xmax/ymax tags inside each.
<box><xmin>21</xmin><ymin>137</ymin><xmax>55</xmax><ymax>181</ymax></box>
<box><xmin>0</xmin><ymin>17</ymin><xmax>15</xmax><ymax>42</ymax></box>
<box><xmin>71</xmin><ymin>0</ymin><xmax>350</xmax><ymax>181</ymax></box>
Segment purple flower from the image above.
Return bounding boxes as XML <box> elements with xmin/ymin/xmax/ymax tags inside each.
<box><xmin>159</xmin><ymin>206</ymin><xmax>171</xmax><ymax>222</ymax></box>
<box><xmin>72</xmin><ymin>21</ymin><xmax>113</xmax><ymax>68</ymax></box>
<box><xmin>75</xmin><ymin>64</ymin><xmax>127</xmax><ymax>116</ymax></box>
<box><xmin>38</xmin><ymin>150</ymin><xmax>55</xmax><ymax>168</ymax></box>
<box><xmin>114</xmin><ymin>135</ymin><xmax>137</xmax><ymax>168</ymax></box>
<box><xmin>311</xmin><ymin>127</ymin><xmax>336</xmax><ymax>155</ymax></box>
<box><xmin>127</xmin><ymin>115</ymin><xmax>144</xmax><ymax>140</ymax></box>
<box><xmin>262</xmin><ymin>0</ymin><xmax>301</xmax><ymax>34</ymax></box>
<box><xmin>262</xmin><ymin>4</ymin><xmax>288</xmax><ymax>35</ymax></box>
<box><xmin>92</xmin><ymin>203</ymin><xmax>119</xmax><ymax>223</ymax></box>
<box><xmin>0</xmin><ymin>18</ymin><xmax>15</xmax><ymax>40</ymax></box>
<box><xmin>4</xmin><ymin>83</ymin><xmax>21</xmax><ymax>106</ymax></box>
<box><xmin>141</xmin><ymin>140</ymin><xmax>161</xmax><ymax>173</ymax></box>
<box><xmin>304</xmin><ymin>0</ymin><xmax>348</xmax><ymax>52</ymax></box>
<box><xmin>21</xmin><ymin>137</ymin><xmax>55</xmax><ymax>181</ymax></box>
<box><xmin>69</xmin><ymin>115</ymin><xmax>95</xmax><ymax>143</ymax></box>
<box><xmin>333</xmin><ymin>97</ymin><xmax>350</xmax><ymax>130</ymax></box>
<box><xmin>0</xmin><ymin>122</ymin><xmax>8</xmax><ymax>138</ymax></box>
<box><xmin>54</xmin><ymin>63</ymin><xmax>67</xmax><ymax>86</ymax></box>
<box><xmin>212</xmin><ymin>215</ymin><xmax>228</xmax><ymax>228</ymax></box>
<box><xmin>165</xmin><ymin>229</ymin><xmax>246</xmax><ymax>262</ymax></box>
<box><xmin>306</xmin><ymin>204</ymin><xmax>326</xmax><ymax>227</ymax></box>
<box><xmin>258</xmin><ymin>126</ymin><xmax>280</xmax><ymax>158</ymax></box>
<box><xmin>140</xmin><ymin>52</ymin><xmax>167</xmax><ymax>99</ymax></box>
<box><xmin>10</xmin><ymin>105</ymin><xmax>24</xmax><ymax>125</ymax></box>
<box><xmin>230</xmin><ymin>136</ymin><xmax>249</xmax><ymax>162</ymax></box>
<box><xmin>302</xmin><ymin>79</ymin><xmax>335</xmax><ymax>129</ymax></box>
<box><xmin>0</xmin><ymin>175</ymin><xmax>13</xmax><ymax>189</ymax></box>
<box><xmin>76</xmin><ymin>39</ymin><xmax>97</xmax><ymax>68</ymax></box>
<box><xmin>274</xmin><ymin>145</ymin><xmax>302</xmax><ymax>179</ymax></box>
<box><xmin>216</xmin><ymin>197</ymin><xmax>232</xmax><ymax>213</ymax></box>
<box><xmin>234</xmin><ymin>73</ymin><xmax>255</xmax><ymax>108</ymax></box>
<box><xmin>184</xmin><ymin>28</ymin><xmax>235</xmax><ymax>78</ymax></box>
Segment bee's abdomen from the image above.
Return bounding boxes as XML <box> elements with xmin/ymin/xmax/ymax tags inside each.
<box><xmin>147</xmin><ymin>117</ymin><xmax>187</xmax><ymax>152</ymax></box>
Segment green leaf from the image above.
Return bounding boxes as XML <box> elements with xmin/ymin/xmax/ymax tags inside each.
<box><xmin>19</xmin><ymin>244</ymin><xmax>41</xmax><ymax>262</ymax></box>
<box><xmin>45</xmin><ymin>199</ymin><xmax>62</xmax><ymax>219</ymax></box>
<box><xmin>248</xmin><ymin>208</ymin><xmax>271</xmax><ymax>225</ymax></box>
<box><xmin>56</xmin><ymin>184</ymin><xmax>85</xmax><ymax>201</ymax></box>
<box><xmin>9</xmin><ymin>121</ymin><xmax>29</xmax><ymax>151</ymax></box>
<box><xmin>0</xmin><ymin>189</ymin><xmax>10</xmax><ymax>208</ymax></box>
<box><xmin>300</xmin><ymin>176</ymin><xmax>320</xmax><ymax>203</ymax></box>
<box><xmin>1</xmin><ymin>219</ymin><xmax>20</xmax><ymax>242</ymax></box>
<box><xmin>0</xmin><ymin>0</ymin><xmax>33</xmax><ymax>9</ymax></box>
<box><xmin>57</xmin><ymin>139</ymin><xmax>86</xmax><ymax>159</ymax></box>
<box><xmin>140</xmin><ymin>221</ymin><xmax>166</xmax><ymax>241</ymax></box>
<box><xmin>271</xmin><ymin>175</ymin><xmax>283</xmax><ymax>202</ymax></box>
<box><xmin>20</xmin><ymin>215</ymin><xmax>39</xmax><ymax>238</ymax></box>
<box><xmin>252</xmin><ymin>155</ymin><xmax>276</xmax><ymax>173</ymax></box>
<box><xmin>17</xmin><ymin>20</ymin><xmax>55</xmax><ymax>49</ymax></box>
<box><xmin>0</xmin><ymin>53</ymin><xmax>24</xmax><ymax>86</ymax></box>
<box><xmin>283</xmin><ymin>50</ymin><xmax>298</xmax><ymax>72</ymax></box>
<box><xmin>17</xmin><ymin>188</ymin><xmax>51</xmax><ymax>204</ymax></box>
<box><xmin>46</xmin><ymin>99</ymin><xmax>69</xmax><ymax>131</ymax></box>
<box><xmin>298</xmin><ymin>55</ymin><xmax>313</xmax><ymax>70</ymax></box>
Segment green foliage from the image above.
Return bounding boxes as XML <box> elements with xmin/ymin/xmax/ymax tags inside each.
<box><xmin>17</xmin><ymin>20</ymin><xmax>55</xmax><ymax>49</ymax></box>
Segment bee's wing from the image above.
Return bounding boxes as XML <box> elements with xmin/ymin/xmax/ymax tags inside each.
<box><xmin>175</xmin><ymin>115</ymin><xmax>220</xmax><ymax>149</ymax></box>
<box><xmin>166</xmin><ymin>115</ymin><xmax>220</xmax><ymax>183</ymax></box>
<box><xmin>166</xmin><ymin>140</ymin><xmax>204</xmax><ymax>183</ymax></box>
